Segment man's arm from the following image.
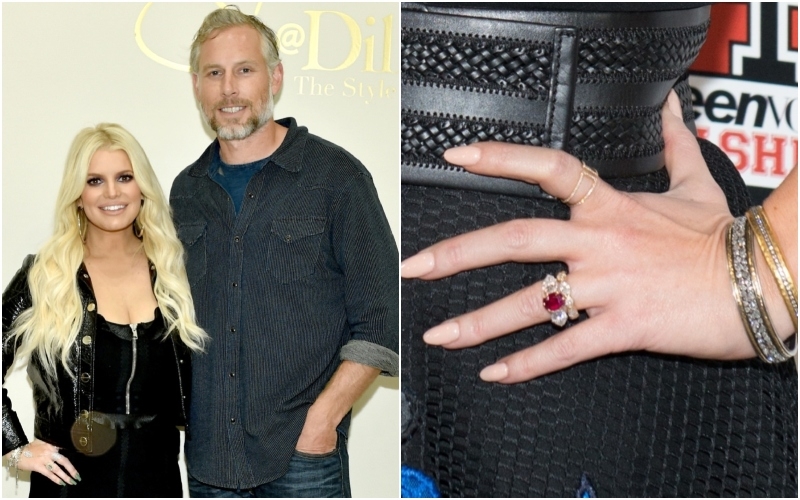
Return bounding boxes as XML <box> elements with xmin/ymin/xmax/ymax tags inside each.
<box><xmin>295</xmin><ymin>168</ymin><xmax>397</xmax><ymax>453</ymax></box>
<box><xmin>295</xmin><ymin>360</ymin><xmax>380</xmax><ymax>453</ymax></box>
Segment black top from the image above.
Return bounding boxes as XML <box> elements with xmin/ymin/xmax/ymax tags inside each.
<box><xmin>29</xmin><ymin>308</ymin><xmax>183</xmax><ymax>498</ymax></box>
<box><xmin>93</xmin><ymin>308</ymin><xmax>180</xmax><ymax>416</ymax></box>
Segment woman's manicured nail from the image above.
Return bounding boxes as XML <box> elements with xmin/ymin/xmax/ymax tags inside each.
<box><xmin>423</xmin><ymin>322</ymin><xmax>460</xmax><ymax>345</ymax></box>
<box><xmin>444</xmin><ymin>145</ymin><xmax>481</xmax><ymax>166</ymax></box>
<box><xmin>59</xmin><ymin>481</ymin><xmax>66</xmax><ymax>486</ymax></box>
<box><xmin>401</xmin><ymin>252</ymin><xmax>435</xmax><ymax>278</ymax></box>
<box><xmin>75</xmin><ymin>473</ymin><xmax>82</xmax><ymax>482</ymax></box>
<box><xmin>666</xmin><ymin>90</ymin><xmax>682</xmax><ymax>118</ymax></box>
<box><xmin>480</xmin><ymin>363</ymin><xmax>509</xmax><ymax>382</ymax></box>
<box><xmin>70</xmin><ymin>479</ymin><xmax>77</xmax><ymax>485</ymax></box>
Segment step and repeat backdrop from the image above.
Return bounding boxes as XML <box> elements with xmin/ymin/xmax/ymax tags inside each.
<box><xmin>2</xmin><ymin>3</ymin><xmax>399</xmax><ymax>498</ymax></box>
<box><xmin>689</xmin><ymin>2</ymin><xmax>798</xmax><ymax>203</ymax></box>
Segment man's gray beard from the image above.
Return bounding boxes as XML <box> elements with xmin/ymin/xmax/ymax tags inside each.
<box><xmin>206</xmin><ymin>91</ymin><xmax>274</xmax><ymax>141</ymax></box>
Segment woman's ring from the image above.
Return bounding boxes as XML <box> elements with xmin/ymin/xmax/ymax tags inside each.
<box><xmin>52</xmin><ymin>452</ymin><xmax>64</xmax><ymax>461</ymax></box>
<box><xmin>46</xmin><ymin>463</ymin><xmax>55</xmax><ymax>471</ymax></box>
<box><xmin>542</xmin><ymin>271</ymin><xmax>579</xmax><ymax>327</ymax></box>
<box><xmin>561</xmin><ymin>162</ymin><xmax>599</xmax><ymax>206</ymax></box>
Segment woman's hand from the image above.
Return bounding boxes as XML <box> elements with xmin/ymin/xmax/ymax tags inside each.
<box><xmin>401</xmin><ymin>91</ymin><xmax>785</xmax><ymax>383</ymax></box>
<box><xmin>10</xmin><ymin>439</ymin><xmax>80</xmax><ymax>486</ymax></box>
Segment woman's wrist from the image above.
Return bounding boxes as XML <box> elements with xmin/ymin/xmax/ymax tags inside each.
<box><xmin>5</xmin><ymin>443</ymin><xmax>28</xmax><ymax>482</ymax></box>
<box><xmin>727</xmin><ymin>213</ymin><xmax>796</xmax><ymax>362</ymax></box>
<box><xmin>750</xmin><ymin>167</ymin><xmax>797</xmax><ymax>343</ymax></box>
<box><xmin>6</xmin><ymin>446</ymin><xmax>23</xmax><ymax>467</ymax></box>
<box><xmin>751</xmin><ymin>230</ymin><xmax>795</xmax><ymax>340</ymax></box>
<box><xmin>762</xmin><ymin>167</ymin><xmax>797</xmax><ymax>283</ymax></box>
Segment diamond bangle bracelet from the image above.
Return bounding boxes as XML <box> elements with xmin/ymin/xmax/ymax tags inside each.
<box><xmin>728</xmin><ymin>217</ymin><xmax>788</xmax><ymax>363</ymax></box>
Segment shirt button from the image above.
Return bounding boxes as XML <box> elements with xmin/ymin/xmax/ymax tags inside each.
<box><xmin>247</xmin><ymin>193</ymin><xmax>254</xmax><ymax>199</ymax></box>
<box><xmin>284</xmin><ymin>234</ymin><xmax>292</xmax><ymax>242</ymax></box>
<box><xmin>229</xmin><ymin>372</ymin><xmax>235</xmax><ymax>377</ymax></box>
<box><xmin>232</xmin><ymin>282</ymin><xmax>238</xmax><ymax>287</ymax></box>
<box><xmin>234</xmin><ymin>236</ymin><xmax>241</xmax><ymax>243</ymax></box>
<box><xmin>82</xmin><ymin>335</ymin><xmax>92</xmax><ymax>345</ymax></box>
<box><xmin>230</xmin><ymin>418</ymin><xmax>236</xmax><ymax>423</ymax></box>
<box><xmin>86</xmin><ymin>303</ymin><xmax>96</xmax><ymax>312</ymax></box>
<box><xmin>230</xmin><ymin>327</ymin><xmax>236</xmax><ymax>333</ymax></box>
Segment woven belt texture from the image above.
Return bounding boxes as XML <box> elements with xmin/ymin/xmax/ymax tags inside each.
<box><xmin>401</xmin><ymin>3</ymin><xmax>710</xmax><ymax>197</ymax></box>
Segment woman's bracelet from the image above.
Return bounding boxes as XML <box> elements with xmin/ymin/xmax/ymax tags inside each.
<box><xmin>727</xmin><ymin>216</ymin><xmax>791</xmax><ymax>362</ymax></box>
<box><xmin>6</xmin><ymin>444</ymin><xmax>28</xmax><ymax>484</ymax></box>
<box><xmin>745</xmin><ymin>221</ymin><xmax>796</xmax><ymax>359</ymax></box>
<box><xmin>7</xmin><ymin>446</ymin><xmax>23</xmax><ymax>470</ymax></box>
<box><xmin>745</xmin><ymin>206</ymin><xmax>798</xmax><ymax>331</ymax></box>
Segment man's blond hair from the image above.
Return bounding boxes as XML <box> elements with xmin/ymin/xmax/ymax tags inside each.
<box><xmin>190</xmin><ymin>5</ymin><xmax>281</xmax><ymax>74</ymax></box>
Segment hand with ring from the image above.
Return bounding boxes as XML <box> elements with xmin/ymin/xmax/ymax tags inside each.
<box><xmin>401</xmin><ymin>91</ymin><xmax>797</xmax><ymax>383</ymax></box>
<box><xmin>9</xmin><ymin>439</ymin><xmax>81</xmax><ymax>486</ymax></box>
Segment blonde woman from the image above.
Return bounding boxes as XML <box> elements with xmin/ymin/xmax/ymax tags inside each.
<box><xmin>2</xmin><ymin>123</ymin><xmax>207</xmax><ymax>497</ymax></box>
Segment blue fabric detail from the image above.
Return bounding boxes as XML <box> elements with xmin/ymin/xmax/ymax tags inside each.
<box><xmin>576</xmin><ymin>472</ymin><xmax>597</xmax><ymax>498</ymax></box>
<box><xmin>401</xmin><ymin>465</ymin><xmax>440</xmax><ymax>498</ymax></box>
<box><xmin>209</xmin><ymin>144</ymin><xmax>270</xmax><ymax>214</ymax></box>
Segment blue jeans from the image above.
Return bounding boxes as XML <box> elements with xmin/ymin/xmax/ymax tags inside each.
<box><xmin>188</xmin><ymin>433</ymin><xmax>351</xmax><ymax>498</ymax></box>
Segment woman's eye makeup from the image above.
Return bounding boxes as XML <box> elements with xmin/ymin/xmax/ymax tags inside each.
<box><xmin>85</xmin><ymin>173</ymin><xmax>134</xmax><ymax>185</ymax></box>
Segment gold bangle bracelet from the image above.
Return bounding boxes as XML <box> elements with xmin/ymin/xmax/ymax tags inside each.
<box><xmin>727</xmin><ymin>220</ymin><xmax>764</xmax><ymax>360</ymax></box>
<box><xmin>729</xmin><ymin>217</ymin><xmax>789</xmax><ymax>362</ymax></box>
<box><xmin>745</xmin><ymin>222</ymin><xmax>795</xmax><ymax>358</ymax></box>
<box><xmin>746</xmin><ymin>206</ymin><xmax>798</xmax><ymax>331</ymax></box>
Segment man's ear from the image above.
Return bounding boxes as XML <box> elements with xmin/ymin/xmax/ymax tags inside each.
<box><xmin>191</xmin><ymin>72</ymin><xmax>200</xmax><ymax>100</ymax></box>
<box><xmin>270</xmin><ymin>63</ymin><xmax>284</xmax><ymax>95</ymax></box>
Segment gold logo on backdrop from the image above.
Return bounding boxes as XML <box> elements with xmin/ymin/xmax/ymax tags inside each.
<box><xmin>135</xmin><ymin>3</ymin><xmax>394</xmax><ymax>74</ymax></box>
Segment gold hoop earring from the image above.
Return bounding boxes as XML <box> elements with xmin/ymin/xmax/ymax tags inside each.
<box><xmin>76</xmin><ymin>207</ymin><xmax>87</xmax><ymax>241</ymax></box>
<box><xmin>134</xmin><ymin>199</ymin><xmax>146</xmax><ymax>238</ymax></box>
<box><xmin>134</xmin><ymin>218</ymin><xmax>144</xmax><ymax>239</ymax></box>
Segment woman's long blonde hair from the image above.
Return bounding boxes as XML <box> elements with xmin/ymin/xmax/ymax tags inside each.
<box><xmin>9</xmin><ymin>123</ymin><xmax>207</xmax><ymax>385</ymax></box>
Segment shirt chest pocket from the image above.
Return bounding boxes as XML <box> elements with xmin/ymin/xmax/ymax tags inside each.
<box><xmin>177</xmin><ymin>223</ymin><xmax>207</xmax><ymax>287</ymax></box>
<box><xmin>269</xmin><ymin>217</ymin><xmax>327</xmax><ymax>283</ymax></box>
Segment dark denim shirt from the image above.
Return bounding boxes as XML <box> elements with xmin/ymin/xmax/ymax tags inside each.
<box><xmin>169</xmin><ymin>118</ymin><xmax>399</xmax><ymax>488</ymax></box>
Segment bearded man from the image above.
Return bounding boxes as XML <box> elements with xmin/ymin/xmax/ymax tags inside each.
<box><xmin>169</xmin><ymin>6</ymin><xmax>398</xmax><ymax>497</ymax></box>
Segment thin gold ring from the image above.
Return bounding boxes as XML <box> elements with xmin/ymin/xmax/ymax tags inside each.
<box><xmin>561</xmin><ymin>162</ymin><xmax>598</xmax><ymax>206</ymax></box>
<box><xmin>574</xmin><ymin>170</ymin><xmax>598</xmax><ymax>206</ymax></box>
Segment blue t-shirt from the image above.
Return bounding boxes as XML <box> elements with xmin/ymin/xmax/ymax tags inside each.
<box><xmin>209</xmin><ymin>146</ymin><xmax>270</xmax><ymax>214</ymax></box>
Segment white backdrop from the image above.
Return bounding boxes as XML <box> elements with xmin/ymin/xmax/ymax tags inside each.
<box><xmin>2</xmin><ymin>2</ymin><xmax>399</xmax><ymax>497</ymax></box>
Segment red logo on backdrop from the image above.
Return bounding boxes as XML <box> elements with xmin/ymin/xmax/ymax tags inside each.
<box><xmin>689</xmin><ymin>2</ymin><xmax>797</xmax><ymax>189</ymax></box>
<box><xmin>692</xmin><ymin>3</ymin><xmax>751</xmax><ymax>75</ymax></box>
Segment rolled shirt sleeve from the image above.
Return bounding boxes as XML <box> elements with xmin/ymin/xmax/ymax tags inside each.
<box><xmin>331</xmin><ymin>171</ymin><xmax>399</xmax><ymax>375</ymax></box>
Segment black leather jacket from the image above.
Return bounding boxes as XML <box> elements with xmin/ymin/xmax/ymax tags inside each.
<box><xmin>2</xmin><ymin>255</ymin><xmax>192</xmax><ymax>456</ymax></box>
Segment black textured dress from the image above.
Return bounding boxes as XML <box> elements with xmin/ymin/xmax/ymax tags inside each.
<box><xmin>29</xmin><ymin>308</ymin><xmax>183</xmax><ymax>498</ymax></box>
<box><xmin>400</xmin><ymin>2</ymin><xmax>798</xmax><ymax>497</ymax></box>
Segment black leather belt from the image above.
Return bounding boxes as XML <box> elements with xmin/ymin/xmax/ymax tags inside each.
<box><xmin>401</xmin><ymin>3</ymin><xmax>711</xmax><ymax>197</ymax></box>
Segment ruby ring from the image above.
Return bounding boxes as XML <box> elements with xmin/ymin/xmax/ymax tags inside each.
<box><xmin>542</xmin><ymin>271</ymin><xmax>579</xmax><ymax>327</ymax></box>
